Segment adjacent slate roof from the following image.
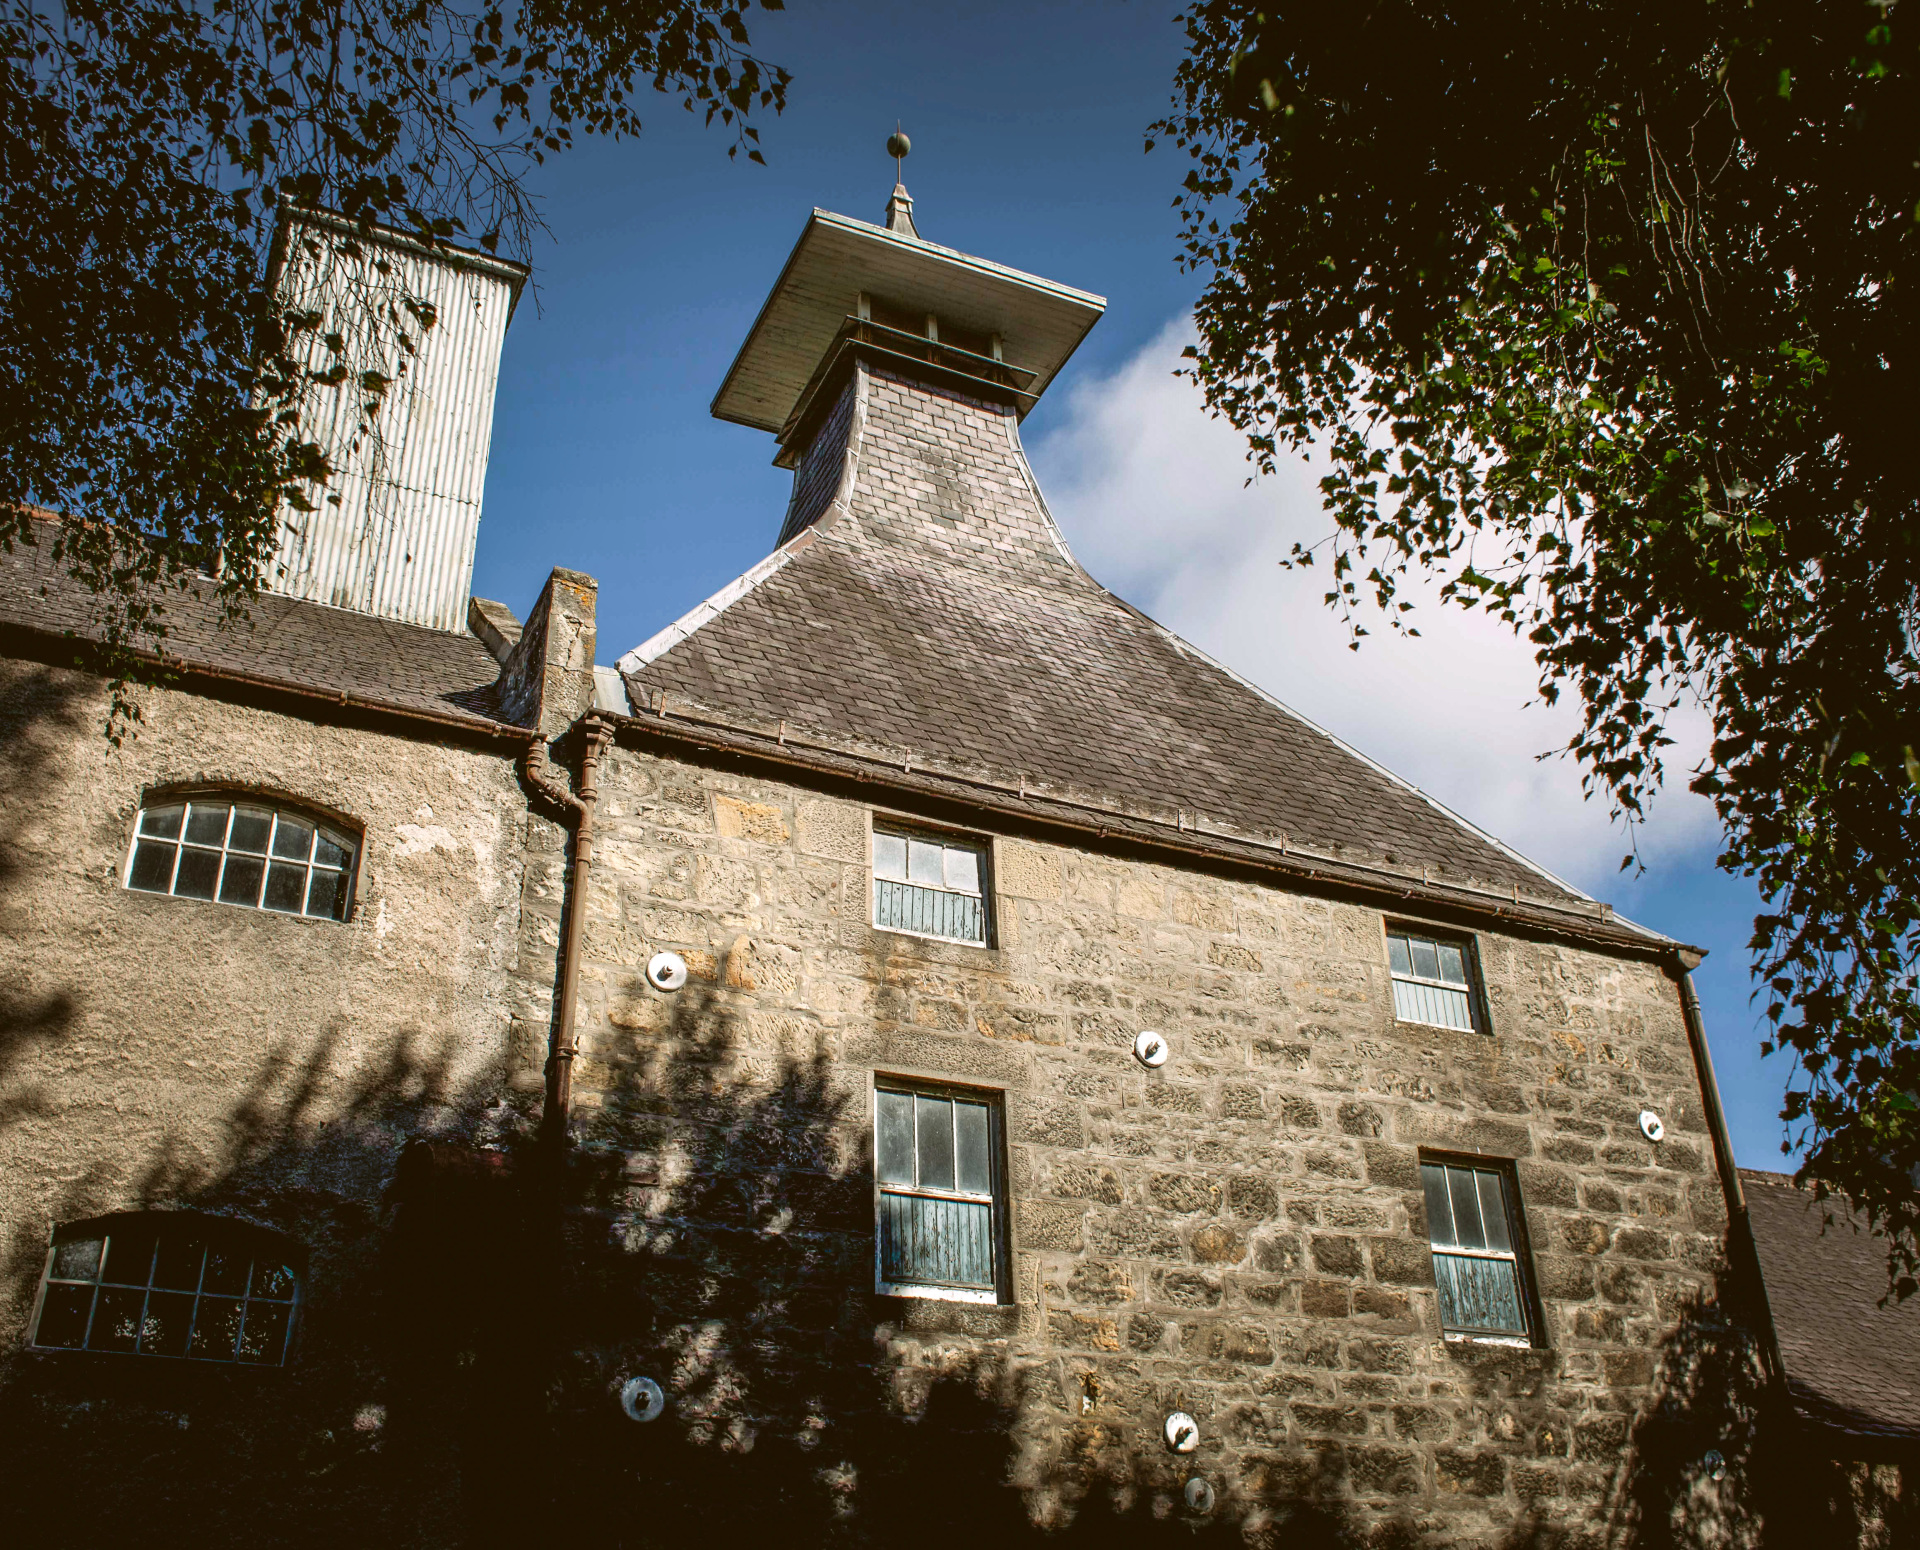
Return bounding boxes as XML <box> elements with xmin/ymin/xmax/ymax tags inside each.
<box><xmin>0</xmin><ymin>519</ymin><xmax>511</xmax><ymax>731</ymax></box>
<box><xmin>1743</xmin><ymin>1168</ymin><xmax>1920</xmax><ymax>1439</ymax></box>
<box><xmin>621</xmin><ymin>364</ymin><xmax>1602</xmax><ymax>909</ymax></box>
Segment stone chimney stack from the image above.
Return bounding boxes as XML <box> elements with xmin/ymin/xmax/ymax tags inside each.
<box><xmin>265</xmin><ymin>207</ymin><xmax>528</xmax><ymax>633</ymax></box>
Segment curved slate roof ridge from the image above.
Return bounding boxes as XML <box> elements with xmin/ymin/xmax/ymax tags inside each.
<box><xmin>621</xmin><ymin>364</ymin><xmax>1602</xmax><ymax>909</ymax></box>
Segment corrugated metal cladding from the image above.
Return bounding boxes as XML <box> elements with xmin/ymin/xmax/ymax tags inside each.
<box><xmin>266</xmin><ymin>214</ymin><xmax>522</xmax><ymax>633</ymax></box>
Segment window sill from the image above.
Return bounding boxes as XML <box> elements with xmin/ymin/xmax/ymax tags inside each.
<box><xmin>876</xmin><ymin>1281</ymin><xmax>1001</xmax><ymax>1306</ymax></box>
<box><xmin>1392</xmin><ymin>1016</ymin><xmax>1489</xmax><ymax>1036</ymax></box>
<box><xmin>1442</xmin><ymin>1331</ymin><xmax>1531</xmax><ymax>1349</ymax></box>
<box><xmin>871</xmin><ymin>923</ymin><xmax>992</xmax><ymax>950</ymax></box>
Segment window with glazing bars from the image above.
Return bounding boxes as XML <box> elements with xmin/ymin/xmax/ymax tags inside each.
<box><xmin>872</xmin><ymin>828</ymin><xmax>988</xmax><ymax>945</ymax></box>
<box><xmin>126</xmin><ymin>797</ymin><xmax>356</xmax><ymax>920</ymax></box>
<box><xmin>1387</xmin><ymin>926</ymin><xmax>1480</xmax><ymax>1031</ymax></box>
<box><xmin>1421</xmin><ymin>1159</ymin><xmax>1535</xmax><ymax>1343</ymax></box>
<box><xmin>32</xmin><ymin>1216</ymin><xmax>301</xmax><ymax>1364</ymax></box>
<box><xmin>875</xmin><ymin>1085</ymin><xmax>1003</xmax><ymax>1301</ymax></box>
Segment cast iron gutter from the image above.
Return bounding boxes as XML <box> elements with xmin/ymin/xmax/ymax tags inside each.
<box><xmin>596</xmin><ymin>703</ymin><xmax>1693</xmax><ymax>963</ymax></box>
<box><xmin>521</xmin><ymin>719</ymin><xmax>612</xmax><ymax>1147</ymax></box>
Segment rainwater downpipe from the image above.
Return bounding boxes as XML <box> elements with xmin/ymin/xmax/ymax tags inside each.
<box><xmin>522</xmin><ymin>717</ymin><xmax>612</xmax><ymax>1147</ymax></box>
<box><xmin>1676</xmin><ymin>957</ymin><xmax>1784</xmax><ymax>1384</ymax></box>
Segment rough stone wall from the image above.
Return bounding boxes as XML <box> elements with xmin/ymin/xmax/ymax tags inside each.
<box><xmin>0</xmin><ymin>657</ymin><xmax>532</xmax><ymax>1357</ymax></box>
<box><xmin>554</xmin><ymin>741</ymin><xmax>1730</xmax><ymax>1546</ymax></box>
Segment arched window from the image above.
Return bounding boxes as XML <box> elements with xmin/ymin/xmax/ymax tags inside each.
<box><xmin>32</xmin><ymin>1214</ymin><xmax>301</xmax><ymax>1364</ymax></box>
<box><xmin>125</xmin><ymin>794</ymin><xmax>357</xmax><ymax>920</ymax></box>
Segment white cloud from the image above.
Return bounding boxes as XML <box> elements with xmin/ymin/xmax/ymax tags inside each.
<box><xmin>1029</xmin><ymin>318</ymin><xmax>1720</xmax><ymax>896</ymax></box>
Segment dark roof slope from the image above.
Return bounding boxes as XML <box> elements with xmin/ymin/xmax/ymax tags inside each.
<box><xmin>0</xmin><ymin>522</ymin><xmax>510</xmax><ymax>731</ymax></box>
<box><xmin>1744</xmin><ymin>1168</ymin><xmax>1920</xmax><ymax>1438</ymax></box>
<box><xmin>622</xmin><ymin>367</ymin><xmax>1593</xmax><ymax>907</ymax></box>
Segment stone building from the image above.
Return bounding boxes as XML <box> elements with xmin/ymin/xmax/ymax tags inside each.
<box><xmin>0</xmin><ymin>181</ymin><xmax>1893</xmax><ymax>1546</ymax></box>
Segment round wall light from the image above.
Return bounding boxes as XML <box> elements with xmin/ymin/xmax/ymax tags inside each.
<box><xmin>1639</xmin><ymin>1110</ymin><xmax>1666</xmax><ymax>1143</ymax></box>
<box><xmin>647</xmin><ymin>952</ymin><xmax>688</xmax><ymax>992</ymax></box>
<box><xmin>1183</xmin><ymin>1477</ymin><xmax>1216</xmax><ymax>1514</ymax></box>
<box><xmin>1164</xmin><ymin>1411</ymin><xmax>1199</xmax><ymax>1453</ymax></box>
<box><xmin>620</xmin><ymin>1375</ymin><xmax>666</xmax><ymax>1423</ymax></box>
<box><xmin>1133</xmin><ymin>1030</ymin><xmax>1169</xmax><ymax>1069</ymax></box>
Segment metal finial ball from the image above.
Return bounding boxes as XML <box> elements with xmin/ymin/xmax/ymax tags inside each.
<box><xmin>887</xmin><ymin>132</ymin><xmax>911</xmax><ymax>161</ymax></box>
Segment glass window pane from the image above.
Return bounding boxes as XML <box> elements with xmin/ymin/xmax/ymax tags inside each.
<box><xmin>907</xmin><ymin>840</ymin><xmax>944</xmax><ymax>888</ymax></box>
<box><xmin>185</xmin><ymin>804</ymin><xmax>230</xmax><ymax>846</ymax></box>
<box><xmin>139</xmin><ymin>804</ymin><xmax>184</xmax><ymax>839</ymax></box>
<box><xmin>1476</xmin><ymin>1171</ymin><xmax>1513</xmax><ymax>1251</ymax></box>
<box><xmin>251</xmin><ymin>1261</ymin><xmax>298</xmax><ymax>1301</ymax></box>
<box><xmin>263</xmin><ymin>862</ymin><xmax>308</xmax><ymax>914</ymax></box>
<box><xmin>236</xmin><ymin>1300</ymin><xmax>291</xmax><ymax>1364</ymax></box>
<box><xmin>191</xmin><ymin>1296</ymin><xmax>243</xmax><ymax>1360</ymax></box>
<box><xmin>1388</xmin><ymin>933</ymin><xmax>1413</xmax><ymax>976</ymax></box>
<box><xmin>202</xmin><ymin>1247</ymin><xmax>249</xmax><ymax>1297</ymax></box>
<box><xmin>876</xmin><ymin>1091</ymin><xmax>915</xmax><ymax>1185</ymax></box>
<box><xmin>1446</xmin><ymin>1167</ymin><xmax>1487</xmax><ymax>1250</ymax></box>
<box><xmin>305</xmin><ymin>869</ymin><xmax>344</xmax><ymax>920</ymax></box>
<box><xmin>101</xmin><ymin>1227</ymin><xmax>157</xmax><ymax>1286</ymax></box>
<box><xmin>955</xmin><ymin>1101</ymin><xmax>991</xmax><ymax>1194</ymax></box>
<box><xmin>91</xmin><ymin>1287</ymin><xmax>145</xmax><ymax>1352</ymax></box>
<box><xmin>315</xmin><ymin>830</ymin><xmax>353</xmax><ymax>870</ymax></box>
<box><xmin>1421</xmin><ymin>1163</ymin><xmax>1456</xmax><ymax>1248</ymax></box>
<box><xmin>873</xmin><ymin>832</ymin><xmax>907</xmax><ymax>881</ymax></box>
<box><xmin>174</xmin><ymin>847</ymin><xmax>221</xmax><ymax>900</ymax></box>
<box><xmin>227</xmin><ymin>808</ymin><xmax>272</xmax><ymax>853</ymax></box>
<box><xmin>219</xmin><ymin>854</ymin><xmax>266</xmax><ymax>907</ymax></box>
<box><xmin>1410</xmin><ymin>938</ymin><xmax>1441</xmax><ymax>980</ymax></box>
<box><xmin>34</xmin><ymin>1283</ymin><xmax>95</xmax><ymax>1348</ymax></box>
<box><xmin>127</xmin><ymin>840</ymin><xmax>178</xmax><ymax>893</ymax></box>
<box><xmin>1437</xmin><ymin>943</ymin><xmax>1468</xmax><ymax>986</ymax></box>
<box><xmin>916</xmin><ymin>1094</ymin><xmax>955</xmax><ymax>1189</ymax></box>
<box><xmin>152</xmin><ymin>1236</ymin><xmax>205</xmax><ymax>1291</ymax></box>
<box><xmin>50</xmin><ymin>1237</ymin><xmax>103</xmax><ymax>1282</ymax></box>
<box><xmin>943</xmin><ymin>847</ymin><xmax>981</xmax><ymax>895</ymax></box>
<box><xmin>141</xmin><ymin>1290</ymin><xmax>195</xmax><ymax>1356</ymax></box>
<box><xmin>272</xmin><ymin>816</ymin><xmax>314</xmax><ymax>860</ymax></box>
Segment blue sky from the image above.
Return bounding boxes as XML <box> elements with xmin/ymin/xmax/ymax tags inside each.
<box><xmin>468</xmin><ymin>0</ymin><xmax>1793</xmax><ymax>1170</ymax></box>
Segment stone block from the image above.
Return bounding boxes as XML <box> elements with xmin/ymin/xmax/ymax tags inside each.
<box><xmin>1349</xmin><ymin>1445</ymin><xmax>1423</xmax><ymax>1497</ymax></box>
<box><xmin>1015</xmin><ymin>1199</ymin><xmax>1086</xmax><ymax>1252</ymax></box>
<box><xmin>1369</xmin><ymin>1237</ymin><xmax>1435</xmax><ymax>1286</ymax></box>
<box><xmin>1436</xmin><ymin>1450</ymin><xmax>1508</xmax><ymax>1496</ymax></box>
<box><xmin>1310</xmin><ymin>1236</ymin><xmax>1364</xmax><ymax>1277</ymax></box>
<box><xmin>997</xmin><ymin>841</ymin><xmax>1062</xmax><ymax>900</ymax></box>
<box><xmin>714</xmin><ymin>795</ymin><xmax>790</xmax><ymax>845</ymax></box>
<box><xmin>1191</xmin><ymin>1223</ymin><xmax>1248</xmax><ymax>1265</ymax></box>
<box><xmin>796</xmin><ymin>798</ymin><xmax>866</xmax><ymax>862</ymax></box>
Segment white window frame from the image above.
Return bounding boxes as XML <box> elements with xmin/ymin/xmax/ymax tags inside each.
<box><xmin>873</xmin><ymin>1080</ymin><xmax>1007</xmax><ymax>1305</ymax></box>
<box><xmin>870</xmin><ymin>823</ymin><xmax>991</xmax><ymax>947</ymax></box>
<box><xmin>1420</xmin><ymin>1155</ymin><xmax>1538</xmax><ymax>1348</ymax></box>
<box><xmin>1385</xmin><ymin>922</ymin><xmax>1484</xmax><ymax>1032</ymax></box>
<box><xmin>124</xmin><ymin>793</ymin><xmax>358</xmax><ymax>922</ymax></box>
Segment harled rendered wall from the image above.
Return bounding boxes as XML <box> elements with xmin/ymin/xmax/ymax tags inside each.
<box><xmin>550</xmin><ymin>739</ymin><xmax>1734</xmax><ymax>1548</ymax></box>
<box><xmin>0</xmin><ymin>658</ymin><xmax>534</xmax><ymax>1539</ymax></box>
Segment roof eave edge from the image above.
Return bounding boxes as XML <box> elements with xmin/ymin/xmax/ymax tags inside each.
<box><xmin>590</xmin><ymin>702</ymin><xmax>1690</xmax><ymax>959</ymax></box>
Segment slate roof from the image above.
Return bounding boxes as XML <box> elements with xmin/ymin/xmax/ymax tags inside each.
<box><xmin>621</xmin><ymin>365</ymin><xmax>1602</xmax><ymax>909</ymax></box>
<box><xmin>0</xmin><ymin>519</ymin><xmax>511</xmax><ymax>731</ymax></box>
<box><xmin>1743</xmin><ymin>1168</ymin><xmax>1920</xmax><ymax>1439</ymax></box>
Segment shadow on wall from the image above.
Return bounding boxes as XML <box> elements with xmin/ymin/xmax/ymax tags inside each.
<box><xmin>0</xmin><ymin>667</ymin><xmax>85</xmax><ymax>1130</ymax></box>
<box><xmin>0</xmin><ymin>895</ymin><xmax>1916</xmax><ymax>1545</ymax></box>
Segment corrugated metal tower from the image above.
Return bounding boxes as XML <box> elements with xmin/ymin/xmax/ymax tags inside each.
<box><xmin>265</xmin><ymin>208</ymin><xmax>528</xmax><ymax>633</ymax></box>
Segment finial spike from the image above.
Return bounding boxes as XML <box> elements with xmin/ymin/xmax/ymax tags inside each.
<box><xmin>884</xmin><ymin>127</ymin><xmax>918</xmax><ymax>238</ymax></box>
